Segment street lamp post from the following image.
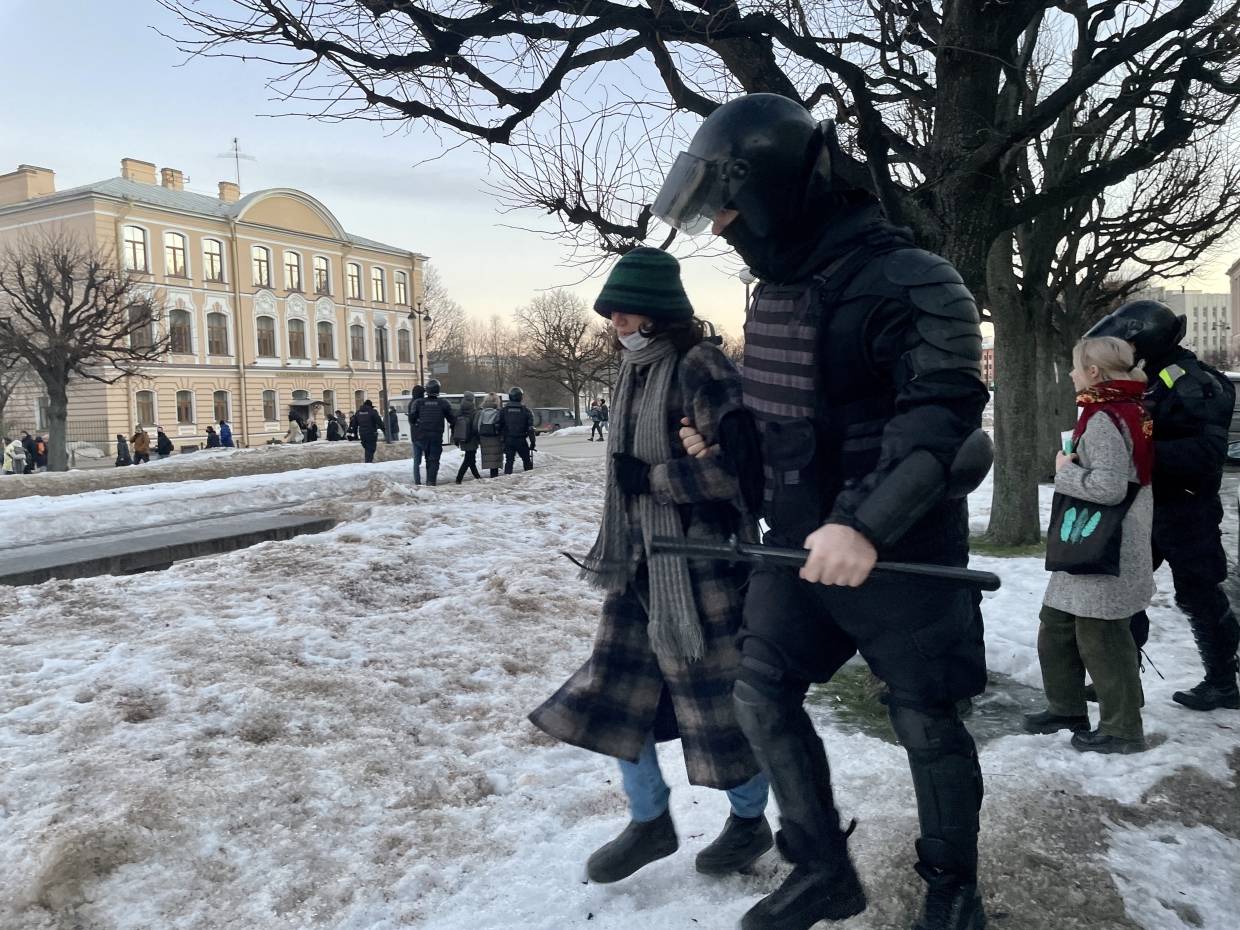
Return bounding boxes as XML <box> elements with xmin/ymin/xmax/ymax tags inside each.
<box><xmin>377</xmin><ymin>323</ymin><xmax>391</xmax><ymax>442</ymax></box>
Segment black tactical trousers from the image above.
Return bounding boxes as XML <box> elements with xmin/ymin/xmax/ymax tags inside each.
<box><xmin>735</xmin><ymin>563</ymin><xmax>986</xmax><ymax>881</ymax></box>
<box><xmin>504</xmin><ymin>438</ymin><xmax>533</xmax><ymax>474</ymax></box>
<box><xmin>1132</xmin><ymin>496</ymin><xmax>1239</xmax><ymax>681</ymax></box>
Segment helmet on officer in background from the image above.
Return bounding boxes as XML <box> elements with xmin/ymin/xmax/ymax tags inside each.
<box><xmin>508</xmin><ymin>386</ymin><xmax>524</xmax><ymax>402</ymax></box>
<box><xmin>425</xmin><ymin>379</ymin><xmax>442</xmax><ymax>397</ymax></box>
<box><xmin>1085</xmin><ymin>300</ymin><xmax>1186</xmax><ymax>365</ymax></box>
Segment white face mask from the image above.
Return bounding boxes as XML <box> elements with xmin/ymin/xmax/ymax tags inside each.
<box><xmin>619</xmin><ymin>331</ymin><xmax>651</xmax><ymax>352</ymax></box>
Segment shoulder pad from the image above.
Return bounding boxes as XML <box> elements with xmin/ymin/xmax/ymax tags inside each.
<box><xmin>883</xmin><ymin>249</ymin><xmax>965</xmax><ymax>288</ymax></box>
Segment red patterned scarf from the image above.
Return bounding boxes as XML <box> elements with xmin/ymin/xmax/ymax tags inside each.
<box><xmin>1072</xmin><ymin>380</ymin><xmax>1153</xmax><ymax>486</ymax></box>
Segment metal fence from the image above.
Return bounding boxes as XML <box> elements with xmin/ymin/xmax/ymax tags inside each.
<box><xmin>0</xmin><ymin>415</ymin><xmax>115</xmax><ymax>468</ymax></box>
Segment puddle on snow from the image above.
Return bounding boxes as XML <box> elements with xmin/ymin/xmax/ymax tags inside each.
<box><xmin>806</xmin><ymin>658</ymin><xmax>1047</xmax><ymax>746</ymax></box>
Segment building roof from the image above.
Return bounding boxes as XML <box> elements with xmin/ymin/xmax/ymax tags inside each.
<box><xmin>0</xmin><ymin>176</ymin><xmax>421</xmax><ymax>258</ymax></box>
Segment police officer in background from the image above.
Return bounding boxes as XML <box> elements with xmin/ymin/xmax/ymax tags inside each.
<box><xmin>500</xmin><ymin>386</ymin><xmax>536</xmax><ymax>473</ymax></box>
<box><xmin>657</xmin><ymin>94</ymin><xmax>991</xmax><ymax>930</ymax></box>
<box><xmin>408</xmin><ymin>379</ymin><xmax>456</xmax><ymax>486</ymax></box>
<box><xmin>1087</xmin><ymin>300</ymin><xmax>1239</xmax><ymax>711</ymax></box>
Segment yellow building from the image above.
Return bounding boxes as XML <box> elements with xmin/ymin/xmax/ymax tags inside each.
<box><xmin>0</xmin><ymin>159</ymin><xmax>427</xmax><ymax>449</ymax></box>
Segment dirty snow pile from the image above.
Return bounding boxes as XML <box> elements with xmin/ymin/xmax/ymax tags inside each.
<box><xmin>1</xmin><ymin>455</ymin><xmax>1238</xmax><ymax>930</ymax></box>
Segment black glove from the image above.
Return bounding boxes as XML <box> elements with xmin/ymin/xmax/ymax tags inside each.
<box><xmin>613</xmin><ymin>452</ymin><xmax>651</xmax><ymax>496</ymax></box>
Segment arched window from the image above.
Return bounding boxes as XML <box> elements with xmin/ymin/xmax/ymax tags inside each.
<box><xmin>203</xmin><ymin>239</ymin><xmax>224</xmax><ymax>282</ymax></box>
<box><xmin>287</xmin><ymin>318</ymin><xmax>307</xmax><ymax>358</ymax></box>
<box><xmin>257</xmin><ymin>316</ymin><xmax>277</xmax><ymax>357</ymax></box>
<box><xmin>394</xmin><ymin>271</ymin><xmax>408</xmax><ymax>306</ymax></box>
<box><xmin>317</xmin><ymin>321</ymin><xmax>335</xmax><ymax>359</ymax></box>
<box><xmin>135</xmin><ymin>390</ymin><xmax>155</xmax><ymax>426</ymax></box>
<box><xmin>176</xmin><ymin>390</ymin><xmax>194</xmax><ymax>425</ymax></box>
<box><xmin>122</xmin><ymin>226</ymin><xmax>148</xmax><ymax>272</ymax></box>
<box><xmin>346</xmin><ymin>262</ymin><xmax>362</xmax><ymax>300</ymax></box>
<box><xmin>252</xmin><ymin>246</ymin><xmax>271</xmax><ymax>288</ymax></box>
<box><xmin>129</xmin><ymin>306</ymin><xmax>153</xmax><ymax>349</ymax></box>
<box><xmin>213</xmin><ymin>390</ymin><xmax>230</xmax><ymax>423</ymax></box>
<box><xmin>207</xmin><ymin>311</ymin><xmax>229</xmax><ymax>355</ymax></box>
<box><xmin>397</xmin><ymin>328</ymin><xmax>412</xmax><ymax>364</ymax></box>
<box><xmin>262</xmin><ymin>390</ymin><xmax>277</xmax><ymax>422</ymax></box>
<box><xmin>284</xmin><ymin>251</ymin><xmax>302</xmax><ymax>291</ymax></box>
<box><xmin>164</xmin><ymin>233</ymin><xmax>188</xmax><ymax>278</ymax></box>
<box><xmin>350</xmin><ymin>324</ymin><xmax>366</xmax><ymax>361</ymax></box>
<box><xmin>322</xmin><ymin>389</ymin><xmax>336</xmax><ymax>411</ymax></box>
<box><xmin>354</xmin><ymin>389</ymin><xmax>365</xmax><ymax>411</ymax></box>
<box><xmin>371</xmin><ymin>267</ymin><xmax>386</xmax><ymax>302</ymax></box>
<box><xmin>313</xmin><ymin>256</ymin><xmax>330</xmax><ymax>294</ymax></box>
<box><xmin>169</xmin><ymin>308</ymin><xmax>193</xmax><ymax>354</ymax></box>
<box><xmin>374</xmin><ymin>325</ymin><xmax>389</xmax><ymax>362</ymax></box>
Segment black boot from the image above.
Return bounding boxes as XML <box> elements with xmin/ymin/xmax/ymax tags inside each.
<box><xmin>1070</xmin><ymin>728</ymin><xmax>1146</xmax><ymax>754</ymax></box>
<box><xmin>586</xmin><ymin>809</ymin><xmax>678</xmax><ymax>883</ymax></box>
<box><xmin>695</xmin><ymin>813</ymin><xmax>773</xmax><ymax>875</ymax></box>
<box><xmin>1173</xmin><ymin>609</ymin><xmax>1240</xmax><ymax>711</ymax></box>
<box><xmin>912</xmin><ymin>840</ymin><xmax>985</xmax><ymax>930</ymax></box>
<box><xmin>1022</xmin><ymin>709</ymin><xmax>1089</xmax><ymax>734</ymax></box>
<box><xmin>427</xmin><ymin>466</ymin><xmax>438</xmax><ymax>487</ymax></box>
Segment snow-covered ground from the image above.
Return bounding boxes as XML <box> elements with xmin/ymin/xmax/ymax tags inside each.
<box><xmin>1</xmin><ymin>454</ymin><xmax>1238</xmax><ymax>930</ymax></box>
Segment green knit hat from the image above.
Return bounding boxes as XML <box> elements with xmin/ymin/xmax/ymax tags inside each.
<box><xmin>594</xmin><ymin>247</ymin><xmax>694</xmax><ymax>322</ymax></box>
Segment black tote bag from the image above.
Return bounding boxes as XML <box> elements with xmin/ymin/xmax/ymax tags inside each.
<box><xmin>1044</xmin><ymin>482</ymin><xmax>1141</xmax><ymax>576</ymax></box>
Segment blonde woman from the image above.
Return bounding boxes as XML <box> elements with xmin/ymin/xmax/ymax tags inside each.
<box><xmin>1025</xmin><ymin>336</ymin><xmax>1154</xmax><ymax>754</ymax></box>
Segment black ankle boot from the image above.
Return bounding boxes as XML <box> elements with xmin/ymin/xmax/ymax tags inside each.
<box><xmin>695</xmin><ymin>813</ymin><xmax>773</xmax><ymax>875</ymax></box>
<box><xmin>1022</xmin><ymin>709</ymin><xmax>1089</xmax><ymax>734</ymax></box>
<box><xmin>586</xmin><ymin>809</ymin><xmax>678</xmax><ymax>883</ymax></box>
<box><xmin>912</xmin><ymin>864</ymin><xmax>985</xmax><ymax>930</ymax></box>
<box><xmin>1172</xmin><ymin>678</ymin><xmax>1240</xmax><ymax>711</ymax></box>
<box><xmin>740</xmin><ymin>855</ymin><xmax>866</xmax><ymax>930</ymax></box>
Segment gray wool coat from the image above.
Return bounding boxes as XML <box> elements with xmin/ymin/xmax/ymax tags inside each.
<box><xmin>1044</xmin><ymin>413</ymin><xmax>1154</xmax><ymax>620</ymax></box>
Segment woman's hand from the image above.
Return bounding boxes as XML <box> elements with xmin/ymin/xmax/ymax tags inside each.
<box><xmin>679</xmin><ymin>417</ymin><xmax>718</xmax><ymax>459</ymax></box>
<box><xmin>1055</xmin><ymin>450</ymin><xmax>1078</xmax><ymax>472</ymax></box>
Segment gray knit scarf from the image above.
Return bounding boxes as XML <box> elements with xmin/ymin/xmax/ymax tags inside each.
<box><xmin>580</xmin><ymin>337</ymin><xmax>704</xmax><ymax>661</ymax></box>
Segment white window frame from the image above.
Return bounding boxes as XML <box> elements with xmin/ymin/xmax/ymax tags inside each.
<box><xmin>163</xmin><ymin>231</ymin><xmax>190</xmax><ymax>279</ymax></box>
<box><xmin>256</xmin><ymin>314</ymin><xmax>280</xmax><ymax>359</ymax></box>
<box><xmin>122</xmin><ymin>224</ymin><xmax>150</xmax><ymax>273</ymax></box>
<box><xmin>206</xmin><ymin>309</ymin><xmax>231</xmax><ymax>356</ymax></box>
<box><xmin>175</xmin><ymin>389</ymin><xmax>197</xmax><ymax>426</ymax></box>
<box><xmin>313</xmin><ymin>255</ymin><xmax>331</xmax><ymax>295</ymax></box>
<box><xmin>284</xmin><ymin>250</ymin><xmax>303</xmax><ymax>292</ymax></box>
<box><xmin>346</xmin><ymin>262</ymin><xmax>362</xmax><ymax>301</ymax></box>
<box><xmin>252</xmin><ymin>245</ymin><xmax>272</xmax><ymax>289</ymax></box>
<box><xmin>212</xmin><ymin>390</ymin><xmax>231</xmax><ymax>423</ymax></box>
<box><xmin>349</xmin><ymin>323</ymin><xmax>367</xmax><ymax>361</ymax></box>
<box><xmin>394</xmin><ymin>270</ymin><xmax>408</xmax><ymax>306</ymax></box>
<box><xmin>134</xmin><ymin>389</ymin><xmax>158</xmax><ymax>427</ymax></box>
<box><xmin>261</xmin><ymin>389</ymin><xmax>279</xmax><ymax>423</ymax></box>
<box><xmin>371</xmin><ymin>266</ymin><xmax>386</xmax><ymax>303</ymax></box>
<box><xmin>396</xmin><ymin>326</ymin><xmax>412</xmax><ymax>364</ymax></box>
<box><xmin>168</xmin><ymin>306</ymin><xmax>195</xmax><ymax>355</ymax></box>
<box><xmin>287</xmin><ymin>317</ymin><xmax>309</xmax><ymax>359</ymax></box>
<box><xmin>316</xmin><ymin>320</ymin><xmax>336</xmax><ymax>360</ymax></box>
<box><xmin>203</xmin><ymin>238</ymin><xmax>226</xmax><ymax>283</ymax></box>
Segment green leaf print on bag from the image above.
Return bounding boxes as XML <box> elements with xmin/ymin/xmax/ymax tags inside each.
<box><xmin>1058</xmin><ymin>507</ymin><xmax>1104</xmax><ymax>545</ymax></box>
<box><xmin>1080</xmin><ymin>511</ymin><xmax>1102</xmax><ymax>539</ymax></box>
<box><xmin>1060</xmin><ymin>507</ymin><xmax>1078</xmax><ymax>543</ymax></box>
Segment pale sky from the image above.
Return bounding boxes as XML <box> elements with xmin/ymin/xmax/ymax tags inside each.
<box><xmin>0</xmin><ymin>0</ymin><xmax>1233</xmax><ymax>338</ymax></box>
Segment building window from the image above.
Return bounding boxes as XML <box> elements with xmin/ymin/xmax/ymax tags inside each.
<box><xmin>394</xmin><ymin>271</ymin><xmax>408</xmax><ymax>306</ymax></box>
<box><xmin>203</xmin><ymin>239</ymin><xmax>224</xmax><ymax>282</ymax></box>
<box><xmin>176</xmin><ymin>390</ymin><xmax>194</xmax><ymax>425</ymax></box>
<box><xmin>213</xmin><ymin>390</ymin><xmax>230</xmax><ymax>423</ymax></box>
<box><xmin>322</xmin><ymin>389</ymin><xmax>336</xmax><ymax>412</ymax></box>
<box><xmin>350</xmin><ymin>324</ymin><xmax>366</xmax><ymax>361</ymax></box>
<box><xmin>375</xmin><ymin>325</ymin><xmax>389</xmax><ymax>362</ymax></box>
<box><xmin>122</xmin><ymin>226</ymin><xmax>148</xmax><ymax>272</ymax></box>
<box><xmin>354</xmin><ymin>389</ymin><xmax>365</xmax><ymax>411</ymax></box>
<box><xmin>169</xmin><ymin>308</ymin><xmax>193</xmax><ymax>354</ymax></box>
<box><xmin>313</xmin><ymin>256</ymin><xmax>330</xmax><ymax>294</ymax></box>
<box><xmin>136</xmin><ymin>390</ymin><xmax>155</xmax><ymax>426</ymax></box>
<box><xmin>207</xmin><ymin>311</ymin><xmax>229</xmax><ymax>355</ymax></box>
<box><xmin>252</xmin><ymin>246</ymin><xmax>271</xmax><ymax>288</ymax></box>
<box><xmin>36</xmin><ymin>395</ymin><xmax>50</xmax><ymax>431</ymax></box>
<box><xmin>284</xmin><ymin>251</ymin><xmax>302</xmax><ymax>292</ymax></box>
<box><xmin>130</xmin><ymin>306</ymin><xmax>153</xmax><ymax>349</ymax></box>
<box><xmin>317</xmin><ymin>321</ymin><xmax>335</xmax><ymax>359</ymax></box>
<box><xmin>288</xmin><ymin>318</ymin><xmax>307</xmax><ymax>358</ymax></box>
<box><xmin>346</xmin><ymin>262</ymin><xmax>362</xmax><ymax>300</ymax></box>
<box><xmin>397</xmin><ymin>328</ymin><xmax>412</xmax><ymax>364</ymax></box>
<box><xmin>371</xmin><ymin>267</ymin><xmax>386</xmax><ymax>303</ymax></box>
<box><xmin>262</xmin><ymin>390</ymin><xmax>277</xmax><ymax>422</ymax></box>
<box><xmin>164</xmin><ymin>233</ymin><xmax>188</xmax><ymax>278</ymax></box>
<box><xmin>257</xmin><ymin>315</ymin><xmax>277</xmax><ymax>357</ymax></box>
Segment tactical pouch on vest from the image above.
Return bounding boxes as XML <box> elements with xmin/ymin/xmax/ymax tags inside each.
<box><xmin>760</xmin><ymin>418</ymin><xmax>822</xmax><ymax>541</ymax></box>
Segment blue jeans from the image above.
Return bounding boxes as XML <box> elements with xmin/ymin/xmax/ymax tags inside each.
<box><xmin>412</xmin><ymin>440</ymin><xmax>425</xmax><ymax>484</ymax></box>
<box><xmin>619</xmin><ymin>734</ymin><xmax>769</xmax><ymax>823</ymax></box>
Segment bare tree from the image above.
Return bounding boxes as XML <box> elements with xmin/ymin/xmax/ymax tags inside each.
<box><xmin>0</xmin><ymin>352</ymin><xmax>31</xmax><ymax>439</ymax></box>
<box><xmin>421</xmin><ymin>265</ymin><xmax>466</xmax><ymax>358</ymax></box>
<box><xmin>515</xmin><ymin>290</ymin><xmax>614</xmax><ymax>423</ymax></box>
<box><xmin>0</xmin><ymin>233</ymin><xmax>165</xmax><ymax>471</ymax></box>
<box><xmin>163</xmin><ymin>0</ymin><xmax>1240</xmax><ymax>542</ymax></box>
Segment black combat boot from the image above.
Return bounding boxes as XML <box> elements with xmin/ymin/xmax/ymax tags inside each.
<box><xmin>1022</xmin><ymin>710</ymin><xmax>1089</xmax><ymax>734</ymax></box>
<box><xmin>740</xmin><ymin>823</ymin><xmax>866</xmax><ymax>930</ymax></box>
<box><xmin>585</xmin><ymin>809</ymin><xmax>678</xmax><ymax>883</ymax></box>
<box><xmin>1173</xmin><ymin>610</ymin><xmax>1240</xmax><ymax>711</ymax></box>
<box><xmin>695</xmin><ymin>813</ymin><xmax>773</xmax><ymax>875</ymax></box>
<box><xmin>912</xmin><ymin>839</ymin><xmax>985</xmax><ymax>930</ymax></box>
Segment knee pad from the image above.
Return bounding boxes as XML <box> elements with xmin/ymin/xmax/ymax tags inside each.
<box><xmin>887</xmin><ymin>703</ymin><xmax>975</xmax><ymax>760</ymax></box>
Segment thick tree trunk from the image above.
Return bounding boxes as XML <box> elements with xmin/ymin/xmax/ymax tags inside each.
<box><xmin>1033</xmin><ymin>320</ymin><xmax>1078</xmax><ymax>481</ymax></box>
<box><xmin>985</xmin><ymin>237</ymin><xmax>1043</xmax><ymax>545</ymax></box>
<box><xmin>46</xmin><ymin>375</ymin><xmax>69</xmax><ymax>472</ymax></box>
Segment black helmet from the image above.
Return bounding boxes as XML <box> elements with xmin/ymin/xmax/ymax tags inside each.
<box><xmin>509</xmin><ymin>386</ymin><xmax>524</xmax><ymax>402</ymax></box>
<box><xmin>1085</xmin><ymin>300</ymin><xmax>1186</xmax><ymax>364</ymax></box>
<box><xmin>425</xmin><ymin>379</ymin><xmax>442</xmax><ymax>397</ymax></box>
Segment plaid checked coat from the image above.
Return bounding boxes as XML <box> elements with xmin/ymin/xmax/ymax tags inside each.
<box><xmin>529</xmin><ymin>342</ymin><xmax>761</xmax><ymax>789</ymax></box>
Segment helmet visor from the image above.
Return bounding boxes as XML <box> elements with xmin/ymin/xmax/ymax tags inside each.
<box><xmin>652</xmin><ymin>152</ymin><xmax>728</xmax><ymax>235</ymax></box>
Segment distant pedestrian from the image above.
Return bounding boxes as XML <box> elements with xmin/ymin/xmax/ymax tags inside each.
<box><xmin>588</xmin><ymin>401</ymin><xmax>604</xmax><ymax>441</ymax></box>
<box><xmin>131</xmin><ymin>427</ymin><xmax>151</xmax><ymax>465</ymax></box>
<box><xmin>32</xmin><ymin>435</ymin><xmax>47</xmax><ymax>471</ymax></box>
<box><xmin>453</xmin><ymin>391</ymin><xmax>482</xmax><ymax>483</ymax></box>
<box><xmin>408</xmin><ymin>380</ymin><xmax>456</xmax><ymax>485</ymax></box>
<box><xmin>115</xmin><ymin>434</ymin><xmax>132</xmax><ymax>466</ymax></box>
<box><xmin>387</xmin><ymin>406</ymin><xmax>400</xmax><ymax>444</ymax></box>
<box><xmin>499</xmin><ymin>386</ymin><xmax>535</xmax><ymax>473</ymax></box>
<box><xmin>3</xmin><ymin>436</ymin><xmax>25</xmax><ymax>475</ymax></box>
<box><xmin>478</xmin><ymin>392</ymin><xmax>504</xmax><ymax>478</ymax></box>
<box><xmin>218</xmin><ymin>419</ymin><xmax>234</xmax><ymax>448</ymax></box>
<box><xmin>284</xmin><ymin>413</ymin><xmax>305</xmax><ymax>444</ymax></box>
<box><xmin>205</xmin><ymin>426</ymin><xmax>221</xmax><ymax>448</ymax></box>
<box><xmin>355</xmin><ymin>399</ymin><xmax>386</xmax><ymax>463</ymax></box>
<box><xmin>599</xmin><ymin>400</ymin><xmax>609</xmax><ymax>434</ymax></box>
<box><xmin>406</xmin><ymin>384</ymin><xmax>426</xmax><ymax>483</ymax></box>
<box><xmin>155</xmin><ymin>426</ymin><xmax>174</xmax><ymax>459</ymax></box>
<box><xmin>20</xmin><ymin>432</ymin><xmax>35</xmax><ymax>474</ymax></box>
<box><xmin>305</xmin><ymin>420</ymin><xmax>319</xmax><ymax>442</ymax></box>
<box><xmin>326</xmin><ymin>415</ymin><xmax>343</xmax><ymax>442</ymax></box>
<box><xmin>347</xmin><ymin>410</ymin><xmax>359</xmax><ymax>441</ymax></box>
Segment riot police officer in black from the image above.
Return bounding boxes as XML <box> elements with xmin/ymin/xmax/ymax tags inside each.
<box><xmin>1087</xmin><ymin>300</ymin><xmax>1240</xmax><ymax>711</ymax></box>
<box><xmin>656</xmin><ymin>94</ymin><xmax>991</xmax><ymax>930</ymax></box>
<box><xmin>500</xmin><ymin>386</ymin><xmax>536</xmax><ymax>473</ymax></box>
